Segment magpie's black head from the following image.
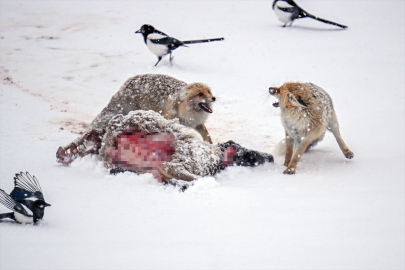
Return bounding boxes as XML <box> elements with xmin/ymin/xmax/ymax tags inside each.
<box><xmin>135</xmin><ymin>24</ymin><xmax>156</xmax><ymax>36</ymax></box>
<box><xmin>32</xmin><ymin>200</ymin><xmax>51</xmax><ymax>223</ymax></box>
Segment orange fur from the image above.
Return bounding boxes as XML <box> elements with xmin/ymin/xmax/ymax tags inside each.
<box><xmin>162</xmin><ymin>83</ymin><xmax>215</xmax><ymax>143</ymax></box>
<box><xmin>90</xmin><ymin>74</ymin><xmax>215</xmax><ymax>143</ymax></box>
<box><xmin>270</xmin><ymin>82</ymin><xmax>354</xmax><ymax>174</ymax></box>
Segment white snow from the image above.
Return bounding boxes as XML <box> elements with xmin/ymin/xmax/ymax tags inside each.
<box><xmin>0</xmin><ymin>0</ymin><xmax>404</xmax><ymax>269</ymax></box>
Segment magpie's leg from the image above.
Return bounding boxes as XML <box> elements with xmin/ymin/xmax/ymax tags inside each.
<box><xmin>283</xmin><ymin>23</ymin><xmax>287</xmax><ymax>27</ymax></box>
<box><xmin>169</xmin><ymin>52</ymin><xmax>174</xmax><ymax>66</ymax></box>
<box><xmin>155</xmin><ymin>56</ymin><xmax>162</xmax><ymax>66</ymax></box>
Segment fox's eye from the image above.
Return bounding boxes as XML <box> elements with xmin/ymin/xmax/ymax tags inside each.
<box><xmin>197</xmin><ymin>93</ymin><xmax>203</xmax><ymax>97</ymax></box>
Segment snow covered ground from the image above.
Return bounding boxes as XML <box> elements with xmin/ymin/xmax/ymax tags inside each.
<box><xmin>0</xmin><ymin>0</ymin><xmax>404</xmax><ymax>269</ymax></box>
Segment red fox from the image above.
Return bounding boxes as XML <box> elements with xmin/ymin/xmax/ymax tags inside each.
<box><xmin>90</xmin><ymin>74</ymin><xmax>216</xmax><ymax>143</ymax></box>
<box><xmin>269</xmin><ymin>82</ymin><xmax>354</xmax><ymax>174</ymax></box>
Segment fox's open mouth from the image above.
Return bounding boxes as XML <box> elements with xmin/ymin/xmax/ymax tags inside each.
<box><xmin>199</xmin><ymin>102</ymin><xmax>213</xmax><ymax>113</ymax></box>
<box><xmin>272</xmin><ymin>102</ymin><xmax>279</xmax><ymax>108</ymax></box>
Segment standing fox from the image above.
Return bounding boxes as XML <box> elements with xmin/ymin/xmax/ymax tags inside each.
<box><xmin>269</xmin><ymin>82</ymin><xmax>354</xmax><ymax>174</ymax></box>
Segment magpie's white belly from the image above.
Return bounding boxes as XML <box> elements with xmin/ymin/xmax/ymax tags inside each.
<box><xmin>14</xmin><ymin>212</ymin><xmax>34</xmax><ymax>224</ymax></box>
<box><xmin>274</xmin><ymin>3</ymin><xmax>293</xmax><ymax>23</ymax></box>
<box><xmin>146</xmin><ymin>33</ymin><xmax>169</xmax><ymax>57</ymax></box>
<box><xmin>146</xmin><ymin>41</ymin><xmax>169</xmax><ymax>57</ymax></box>
<box><xmin>14</xmin><ymin>204</ymin><xmax>34</xmax><ymax>224</ymax></box>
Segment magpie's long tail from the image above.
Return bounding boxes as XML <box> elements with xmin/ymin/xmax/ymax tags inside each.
<box><xmin>306</xmin><ymin>14</ymin><xmax>347</xmax><ymax>29</ymax></box>
<box><xmin>0</xmin><ymin>212</ymin><xmax>15</xmax><ymax>221</ymax></box>
<box><xmin>182</xmin><ymin>37</ymin><xmax>224</xmax><ymax>44</ymax></box>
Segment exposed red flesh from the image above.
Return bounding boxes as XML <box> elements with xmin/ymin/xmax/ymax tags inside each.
<box><xmin>109</xmin><ymin>129</ymin><xmax>175</xmax><ymax>173</ymax></box>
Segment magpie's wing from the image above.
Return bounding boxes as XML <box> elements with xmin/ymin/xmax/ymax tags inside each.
<box><xmin>10</xmin><ymin>187</ymin><xmax>44</xmax><ymax>202</ymax></box>
<box><xmin>14</xmin><ymin>172</ymin><xmax>42</xmax><ymax>193</ymax></box>
<box><xmin>148</xmin><ymin>33</ymin><xmax>185</xmax><ymax>50</ymax></box>
<box><xmin>277</xmin><ymin>6</ymin><xmax>301</xmax><ymax>19</ymax></box>
<box><xmin>0</xmin><ymin>189</ymin><xmax>32</xmax><ymax>217</ymax></box>
<box><xmin>154</xmin><ymin>29</ymin><xmax>169</xmax><ymax>37</ymax></box>
<box><xmin>273</xmin><ymin>0</ymin><xmax>297</xmax><ymax>9</ymax></box>
<box><xmin>150</xmin><ymin>37</ymin><xmax>184</xmax><ymax>46</ymax></box>
<box><xmin>285</xmin><ymin>0</ymin><xmax>298</xmax><ymax>6</ymax></box>
<box><xmin>11</xmin><ymin>172</ymin><xmax>45</xmax><ymax>201</ymax></box>
<box><xmin>277</xmin><ymin>6</ymin><xmax>296</xmax><ymax>13</ymax></box>
<box><xmin>0</xmin><ymin>189</ymin><xmax>17</xmax><ymax>211</ymax></box>
<box><xmin>147</xmin><ymin>33</ymin><xmax>168</xmax><ymax>42</ymax></box>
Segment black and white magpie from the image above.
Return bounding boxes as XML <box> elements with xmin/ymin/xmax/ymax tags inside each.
<box><xmin>135</xmin><ymin>24</ymin><xmax>225</xmax><ymax>66</ymax></box>
<box><xmin>0</xmin><ymin>172</ymin><xmax>51</xmax><ymax>224</ymax></box>
<box><xmin>272</xmin><ymin>0</ymin><xmax>347</xmax><ymax>28</ymax></box>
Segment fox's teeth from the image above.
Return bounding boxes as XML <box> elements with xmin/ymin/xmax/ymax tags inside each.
<box><xmin>199</xmin><ymin>103</ymin><xmax>213</xmax><ymax>113</ymax></box>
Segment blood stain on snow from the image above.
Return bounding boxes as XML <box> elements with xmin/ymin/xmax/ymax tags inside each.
<box><xmin>57</xmin><ymin>120</ymin><xmax>89</xmax><ymax>134</ymax></box>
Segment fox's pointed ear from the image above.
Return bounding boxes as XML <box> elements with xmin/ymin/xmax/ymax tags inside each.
<box><xmin>179</xmin><ymin>89</ymin><xmax>190</xmax><ymax>101</ymax></box>
<box><xmin>296</xmin><ymin>96</ymin><xmax>307</xmax><ymax>107</ymax></box>
<box><xmin>288</xmin><ymin>94</ymin><xmax>307</xmax><ymax>108</ymax></box>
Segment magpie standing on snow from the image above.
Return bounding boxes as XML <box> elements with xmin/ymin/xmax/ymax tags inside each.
<box><xmin>135</xmin><ymin>24</ymin><xmax>224</xmax><ymax>66</ymax></box>
<box><xmin>0</xmin><ymin>172</ymin><xmax>51</xmax><ymax>224</ymax></box>
<box><xmin>272</xmin><ymin>0</ymin><xmax>347</xmax><ymax>28</ymax></box>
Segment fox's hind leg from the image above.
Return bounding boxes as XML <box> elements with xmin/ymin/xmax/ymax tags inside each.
<box><xmin>329</xmin><ymin>112</ymin><xmax>354</xmax><ymax>159</ymax></box>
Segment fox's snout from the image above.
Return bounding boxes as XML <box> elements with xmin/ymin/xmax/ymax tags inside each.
<box><xmin>269</xmin><ymin>87</ymin><xmax>279</xmax><ymax>95</ymax></box>
<box><xmin>197</xmin><ymin>94</ymin><xmax>215</xmax><ymax>103</ymax></box>
<box><xmin>202</xmin><ymin>92</ymin><xmax>215</xmax><ymax>102</ymax></box>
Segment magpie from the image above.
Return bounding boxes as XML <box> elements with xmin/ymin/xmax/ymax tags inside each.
<box><xmin>0</xmin><ymin>172</ymin><xmax>51</xmax><ymax>224</ymax></box>
<box><xmin>135</xmin><ymin>24</ymin><xmax>225</xmax><ymax>66</ymax></box>
<box><xmin>272</xmin><ymin>0</ymin><xmax>347</xmax><ymax>28</ymax></box>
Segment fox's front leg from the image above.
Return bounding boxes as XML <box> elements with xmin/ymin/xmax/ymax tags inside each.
<box><xmin>195</xmin><ymin>124</ymin><xmax>213</xmax><ymax>144</ymax></box>
<box><xmin>284</xmin><ymin>140</ymin><xmax>311</xmax><ymax>175</ymax></box>
<box><xmin>284</xmin><ymin>133</ymin><xmax>293</xmax><ymax>166</ymax></box>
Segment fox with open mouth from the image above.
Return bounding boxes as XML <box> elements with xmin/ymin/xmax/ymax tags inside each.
<box><xmin>90</xmin><ymin>74</ymin><xmax>216</xmax><ymax>143</ymax></box>
<box><xmin>269</xmin><ymin>82</ymin><xmax>354</xmax><ymax>174</ymax></box>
